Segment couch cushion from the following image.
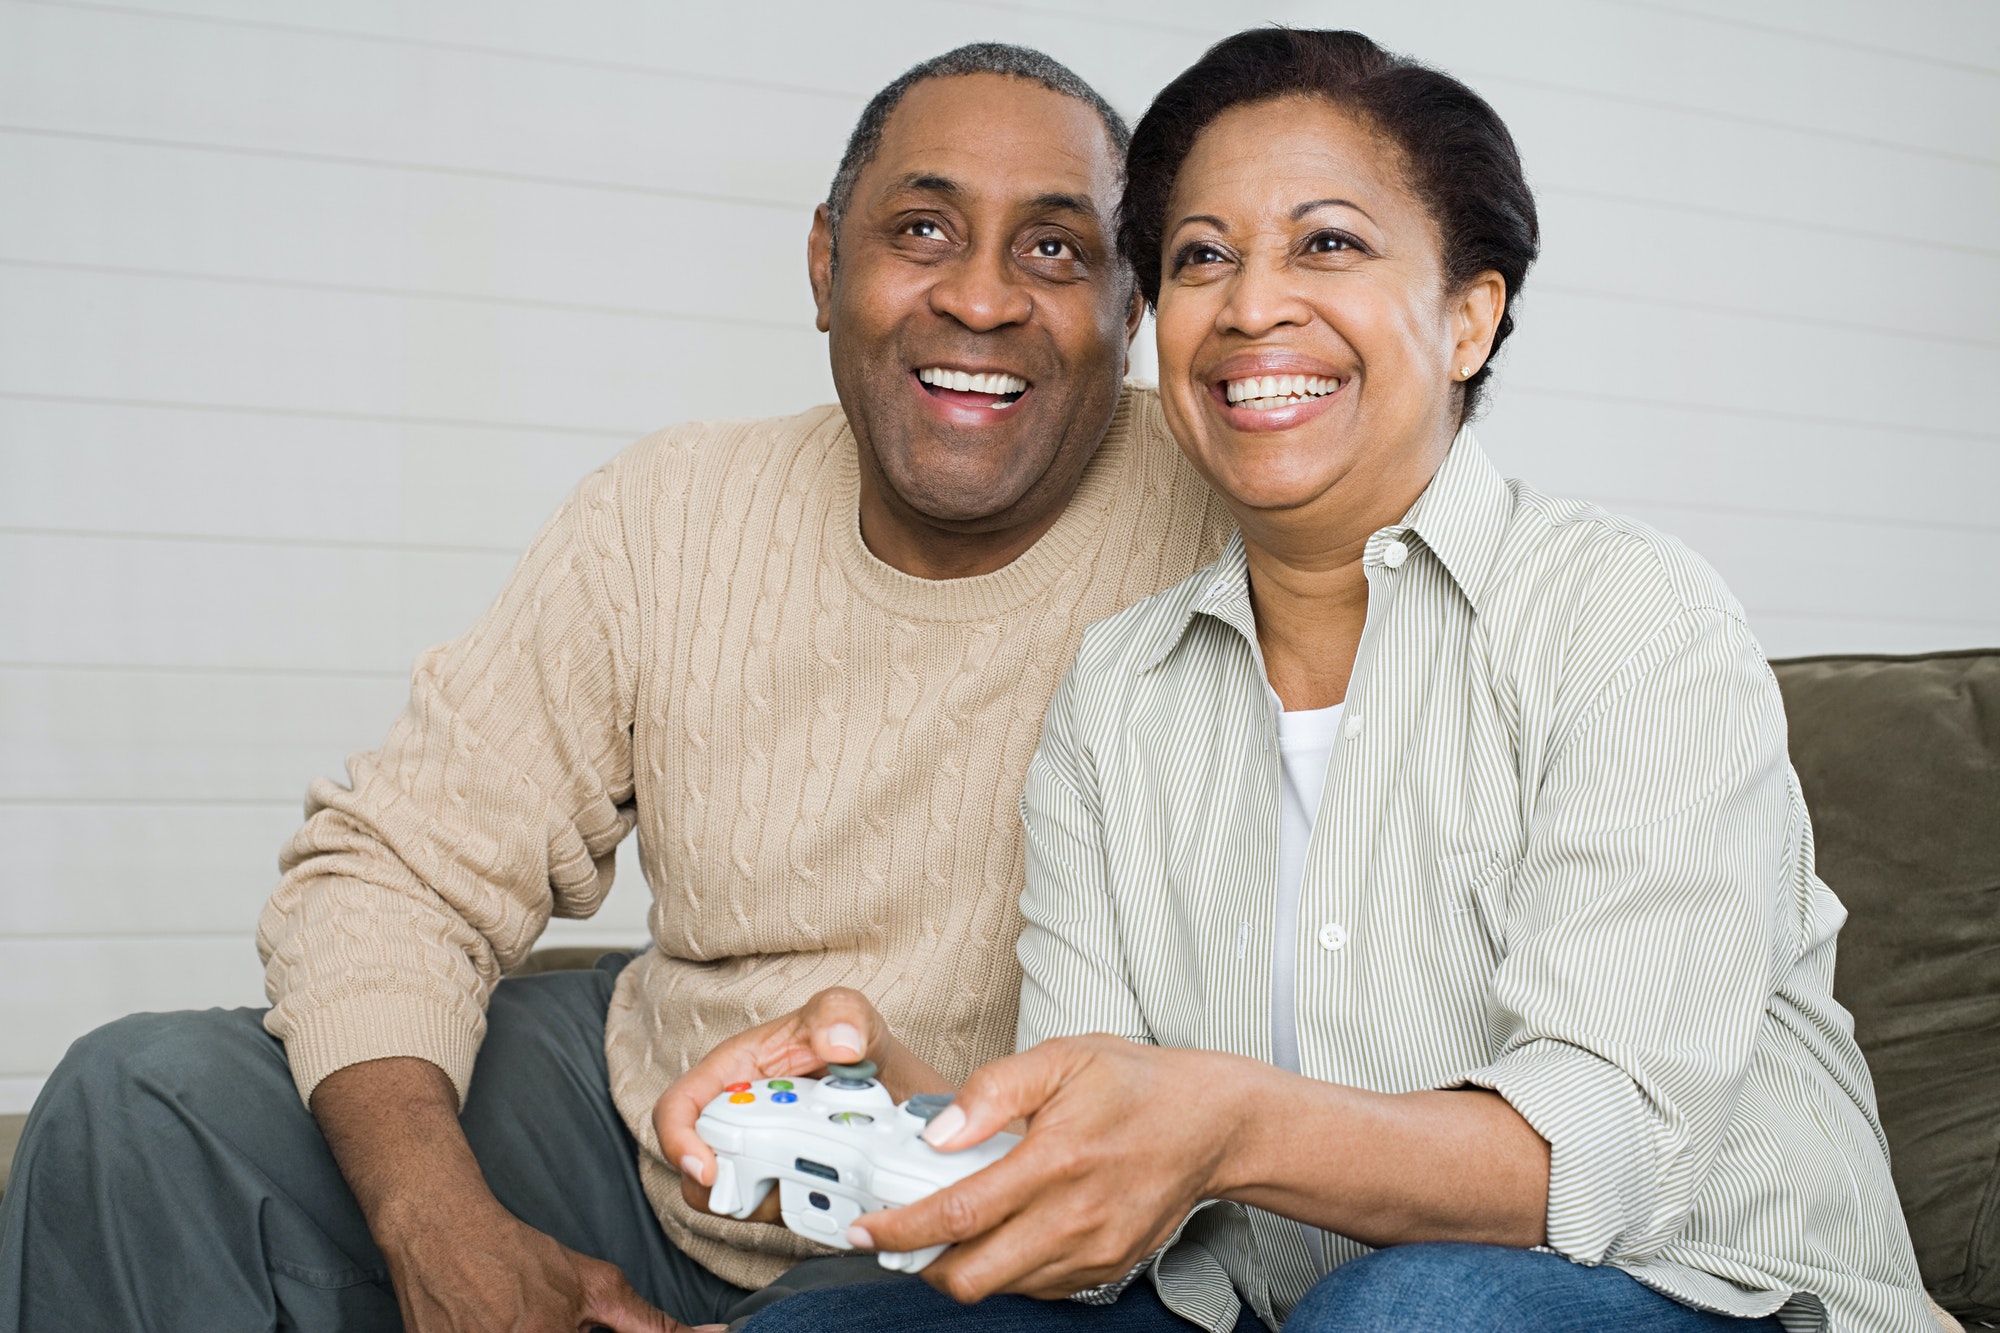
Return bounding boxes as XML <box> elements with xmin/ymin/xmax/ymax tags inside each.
<box><xmin>1772</xmin><ymin>650</ymin><xmax>2000</xmax><ymax>1322</ymax></box>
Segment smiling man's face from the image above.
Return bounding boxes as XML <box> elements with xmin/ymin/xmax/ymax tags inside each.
<box><xmin>809</xmin><ymin>73</ymin><xmax>1137</xmax><ymax>565</ymax></box>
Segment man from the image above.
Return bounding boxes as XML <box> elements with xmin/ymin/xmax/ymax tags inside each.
<box><xmin>0</xmin><ymin>43</ymin><xmax>1231</xmax><ymax>1333</ymax></box>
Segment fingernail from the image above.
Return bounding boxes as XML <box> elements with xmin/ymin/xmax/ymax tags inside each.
<box><xmin>846</xmin><ymin>1224</ymin><xmax>874</xmax><ymax>1249</ymax></box>
<box><xmin>828</xmin><ymin>1023</ymin><xmax>865</xmax><ymax>1059</ymax></box>
<box><xmin>679</xmin><ymin>1154</ymin><xmax>707</xmax><ymax>1186</ymax></box>
<box><xmin>921</xmin><ymin>1103</ymin><xmax>966</xmax><ymax>1148</ymax></box>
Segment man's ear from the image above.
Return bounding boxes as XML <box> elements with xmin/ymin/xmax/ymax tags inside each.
<box><xmin>808</xmin><ymin>204</ymin><xmax>836</xmax><ymax>334</ymax></box>
<box><xmin>1123</xmin><ymin>284</ymin><xmax>1146</xmax><ymax>344</ymax></box>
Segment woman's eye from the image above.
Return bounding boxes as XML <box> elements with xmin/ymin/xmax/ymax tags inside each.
<box><xmin>1307</xmin><ymin>231</ymin><xmax>1355</xmax><ymax>253</ymax></box>
<box><xmin>1184</xmin><ymin>244</ymin><xmax>1226</xmax><ymax>266</ymax></box>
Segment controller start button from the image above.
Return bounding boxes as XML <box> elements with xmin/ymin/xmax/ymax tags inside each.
<box><xmin>728</xmin><ymin>1092</ymin><xmax>755</xmax><ymax>1104</ymax></box>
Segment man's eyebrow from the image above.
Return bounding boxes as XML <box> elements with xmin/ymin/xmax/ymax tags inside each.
<box><xmin>1026</xmin><ymin>191</ymin><xmax>1099</xmax><ymax>220</ymax></box>
<box><xmin>888</xmin><ymin>172</ymin><xmax>962</xmax><ymax>198</ymax></box>
<box><xmin>1292</xmin><ymin>197</ymin><xmax>1377</xmax><ymax>225</ymax></box>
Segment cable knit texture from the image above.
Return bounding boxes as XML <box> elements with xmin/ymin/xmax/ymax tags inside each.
<box><xmin>258</xmin><ymin>387</ymin><xmax>1234</xmax><ymax>1289</ymax></box>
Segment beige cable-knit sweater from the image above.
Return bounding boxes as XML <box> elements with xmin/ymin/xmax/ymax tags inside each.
<box><xmin>257</xmin><ymin>387</ymin><xmax>1233</xmax><ymax>1288</ymax></box>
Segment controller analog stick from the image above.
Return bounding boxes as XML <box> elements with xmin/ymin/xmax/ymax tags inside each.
<box><xmin>824</xmin><ymin>1060</ymin><xmax>879</xmax><ymax>1089</ymax></box>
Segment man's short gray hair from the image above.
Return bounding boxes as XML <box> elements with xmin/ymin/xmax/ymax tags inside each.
<box><xmin>825</xmin><ymin>43</ymin><xmax>1132</xmax><ymax>245</ymax></box>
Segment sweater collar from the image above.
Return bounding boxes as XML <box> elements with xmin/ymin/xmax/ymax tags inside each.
<box><xmin>826</xmin><ymin>386</ymin><xmax>1146</xmax><ymax>623</ymax></box>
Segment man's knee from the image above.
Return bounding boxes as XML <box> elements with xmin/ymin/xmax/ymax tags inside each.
<box><xmin>22</xmin><ymin>1008</ymin><xmax>284</xmax><ymax>1170</ymax></box>
<box><xmin>1286</xmin><ymin>1243</ymin><xmax>1545</xmax><ymax>1333</ymax></box>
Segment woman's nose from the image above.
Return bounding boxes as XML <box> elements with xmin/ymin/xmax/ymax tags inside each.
<box><xmin>1215</xmin><ymin>256</ymin><xmax>1313</xmax><ymax>338</ymax></box>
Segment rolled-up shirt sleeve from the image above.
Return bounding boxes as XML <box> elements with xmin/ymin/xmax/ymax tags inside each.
<box><xmin>1016</xmin><ymin>662</ymin><xmax>1153</xmax><ymax>1051</ymax></box>
<box><xmin>1455</xmin><ymin>605</ymin><xmax>1798</xmax><ymax>1266</ymax></box>
<box><xmin>257</xmin><ymin>461</ymin><xmax>642</xmax><ymax>1107</ymax></box>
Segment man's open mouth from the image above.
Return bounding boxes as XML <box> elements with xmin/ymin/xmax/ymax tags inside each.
<box><xmin>916</xmin><ymin>366</ymin><xmax>1029</xmax><ymax>410</ymax></box>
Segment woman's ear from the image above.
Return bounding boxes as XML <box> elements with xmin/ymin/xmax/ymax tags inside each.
<box><xmin>1450</xmin><ymin>270</ymin><xmax>1507</xmax><ymax>379</ymax></box>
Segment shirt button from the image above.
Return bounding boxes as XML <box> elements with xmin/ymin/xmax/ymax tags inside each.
<box><xmin>1382</xmin><ymin>540</ymin><xmax>1409</xmax><ymax>568</ymax></box>
<box><xmin>1342</xmin><ymin>712</ymin><xmax>1363</xmax><ymax>740</ymax></box>
<box><xmin>1317</xmin><ymin>922</ymin><xmax>1349</xmax><ymax>951</ymax></box>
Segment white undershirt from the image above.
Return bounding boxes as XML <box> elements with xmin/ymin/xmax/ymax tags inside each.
<box><xmin>1271</xmin><ymin>698</ymin><xmax>1344</xmax><ymax>1078</ymax></box>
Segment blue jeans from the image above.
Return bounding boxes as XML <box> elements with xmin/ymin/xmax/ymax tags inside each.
<box><xmin>738</xmin><ymin>1242</ymin><xmax>1787</xmax><ymax>1332</ymax></box>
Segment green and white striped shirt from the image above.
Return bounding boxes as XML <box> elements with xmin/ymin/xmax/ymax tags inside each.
<box><xmin>1015</xmin><ymin>430</ymin><xmax>1931</xmax><ymax>1332</ymax></box>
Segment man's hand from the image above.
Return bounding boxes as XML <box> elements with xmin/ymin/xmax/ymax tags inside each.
<box><xmin>313</xmin><ymin>1056</ymin><xmax>721</xmax><ymax>1333</ymax></box>
<box><xmin>655</xmin><ymin>986</ymin><xmax>951</xmax><ymax>1217</ymax></box>
<box><xmin>844</xmin><ymin>1036</ymin><xmax>1231</xmax><ymax>1303</ymax></box>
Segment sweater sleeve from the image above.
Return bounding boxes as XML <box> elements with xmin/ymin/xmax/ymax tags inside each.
<box><xmin>257</xmin><ymin>460</ymin><xmax>642</xmax><ymax>1107</ymax></box>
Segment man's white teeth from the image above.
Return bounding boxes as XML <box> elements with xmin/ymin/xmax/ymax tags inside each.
<box><xmin>1224</xmin><ymin>374</ymin><xmax>1340</xmax><ymax>408</ymax></box>
<box><xmin>918</xmin><ymin>368</ymin><xmax>1029</xmax><ymax>396</ymax></box>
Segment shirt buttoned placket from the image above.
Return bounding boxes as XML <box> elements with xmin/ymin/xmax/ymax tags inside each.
<box><xmin>1270</xmin><ymin>524</ymin><xmax>1413</xmax><ymax>1280</ymax></box>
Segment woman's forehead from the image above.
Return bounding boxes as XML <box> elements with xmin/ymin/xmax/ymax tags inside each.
<box><xmin>1169</xmin><ymin>98</ymin><xmax>1418</xmax><ymax>228</ymax></box>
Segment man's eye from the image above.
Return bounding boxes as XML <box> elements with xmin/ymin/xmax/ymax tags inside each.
<box><xmin>906</xmin><ymin>220</ymin><xmax>943</xmax><ymax>239</ymax></box>
<box><xmin>1033</xmin><ymin>238</ymin><xmax>1072</xmax><ymax>259</ymax></box>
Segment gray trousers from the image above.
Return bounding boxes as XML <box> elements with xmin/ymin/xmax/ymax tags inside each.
<box><xmin>0</xmin><ymin>953</ymin><xmax>905</xmax><ymax>1331</ymax></box>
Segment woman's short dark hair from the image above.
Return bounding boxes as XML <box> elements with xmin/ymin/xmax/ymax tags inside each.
<box><xmin>1119</xmin><ymin>28</ymin><xmax>1539</xmax><ymax>421</ymax></box>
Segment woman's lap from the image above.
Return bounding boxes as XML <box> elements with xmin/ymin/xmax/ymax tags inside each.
<box><xmin>739</xmin><ymin>1244</ymin><xmax>1785</xmax><ymax>1333</ymax></box>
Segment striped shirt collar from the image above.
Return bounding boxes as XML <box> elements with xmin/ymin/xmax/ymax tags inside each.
<box><xmin>1142</xmin><ymin>424</ymin><xmax>1511</xmax><ymax>671</ymax></box>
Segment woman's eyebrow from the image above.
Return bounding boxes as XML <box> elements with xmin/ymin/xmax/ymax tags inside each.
<box><xmin>1292</xmin><ymin>197</ymin><xmax>1377</xmax><ymax>225</ymax></box>
<box><xmin>1169</xmin><ymin>213</ymin><xmax>1229</xmax><ymax>238</ymax></box>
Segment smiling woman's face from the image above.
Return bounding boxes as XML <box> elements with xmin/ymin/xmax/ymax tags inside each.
<box><xmin>1154</xmin><ymin>96</ymin><xmax>1501</xmax><ymax>532</ymax></box>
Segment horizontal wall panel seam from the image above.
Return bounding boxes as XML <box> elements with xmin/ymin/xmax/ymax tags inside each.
<box><xmin>1603</xmin><ymin>0</ymin><xmax>2000</xmax><ymax>78</ymax></box>
<box><xmin>0</xmin><ymin>124</ymin><xmax>814</xmax><ymax>213</ymax></box>
<box><xmin>0</xmin><ymin>257</ymin><xmax>813</xmax><ymax>334</ymax></box>
<box><xmin>0</xmin><ymin>391</ymin><xmax>640</xmax><ymax>439</ymax></box>
<box><xmin>0</xmin><ymin>525</ymin><xmax>523</xmax><ymax>557</ymax></box>
<box><xmin>0</xmin><ymin>660</ymin><xmax>406</xmax><ymax>679</ymax></box>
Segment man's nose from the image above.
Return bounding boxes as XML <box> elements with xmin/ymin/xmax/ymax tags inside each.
<box><xmin>928</xmin><ymin>245</ymin><xmax>1034</xmax><ymax>333</ymax></box>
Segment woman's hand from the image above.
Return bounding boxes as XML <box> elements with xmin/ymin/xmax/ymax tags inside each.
<box><xmin>847</xmin><ymin>1036</ymin><xmax>1248</xmax><ymax>1303</ymax></box>
<box><xmin>653</xmin><ymin>987</ymin><xmax>953</xmax><ymax>1220</ymax></box>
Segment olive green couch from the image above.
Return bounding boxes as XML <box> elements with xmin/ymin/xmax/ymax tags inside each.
<box><xmin>3</xmin><ymin>650</ymin><xmax>1995</xmax><ymax>1324</ymax></box>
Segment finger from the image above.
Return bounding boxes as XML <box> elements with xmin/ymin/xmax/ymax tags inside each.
<box><xmin>799</xmin><ymin>986</ymin><xmax>891</xmax><ymax>1066</ymax></box>
<box><xmin>917</xmin><ymin>1042</ymin><xmax>1077</xmax><ymax>1153</ymax></box>
<box><xmin>847</xmin><ymin>1146</ymin><xmax>1038</xmax><ymax>1256</ymax></box>
<box><xmin>579</xmin><ymin>1263</ymin><xmax>682</xmax><ymax>1333</ymax></box>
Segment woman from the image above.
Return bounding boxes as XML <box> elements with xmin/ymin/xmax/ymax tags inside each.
<box><xmin>661</xmin><ymin>29</ymin><xmax>1933</xmax><ymax>1333</ymax></box>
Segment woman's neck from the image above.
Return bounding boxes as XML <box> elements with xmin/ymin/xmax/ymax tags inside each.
<box><xmin>1237</xmin><ymin>437</ymin><xmax>1449</xmax><ymax>711</ymax></box>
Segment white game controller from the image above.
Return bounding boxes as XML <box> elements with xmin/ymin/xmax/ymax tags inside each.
<box><xmin>695</xmin><ymin>1060</ymin><xmax>1019</xmax><ymax>1273</ymax></box>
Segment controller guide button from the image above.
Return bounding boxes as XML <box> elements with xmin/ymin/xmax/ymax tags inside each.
<box><xmin>809</xmin><ymin>1191</ymin><xmax>832</xmax><ymax>1211</ymax></box>
<box><xmin>772</xmin><ymin>1091</ymin><xmax>798</xmax><ymax>1103</ymax></box>
<box><xmin>768</xmin><ymin>1080</ymin><xmax>795</xmax><ymax>1091</ymax></box>
<box><xmin>725</xmin><ymin>1082</ymin><xmax>752</xmax><ymax>1093</ymax></box>
<box><xmin>728</xmin><ymin>1092</ymin><xmax>755</xmax><ymax>1104</ymax></box>
<box><xmin>829</xmin><ymin>1112</ymin><xmax>874</xmax><ymax>1125</ymax></box>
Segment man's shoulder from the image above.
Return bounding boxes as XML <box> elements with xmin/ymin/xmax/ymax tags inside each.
<box><xmin>609</xmin><ymin>403</ymin><xmax>849</xmax><ymax>484</ymax></box>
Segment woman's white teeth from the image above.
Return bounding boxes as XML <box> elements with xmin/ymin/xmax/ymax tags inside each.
<box><xmin>1224</xmin><ymin>373</ymin><xmax>1340</xmax><ymax>408</ymax></box>
<box><xmin>918</xmin><ymin>368</ymin><xmax>1029</xmax><ymax>396</ymax></box>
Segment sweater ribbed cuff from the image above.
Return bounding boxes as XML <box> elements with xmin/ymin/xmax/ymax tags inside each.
<box><xmin>275</xmin><ymin>989</ymin><xmax>486</xmax><ymax>1110</ymax></box>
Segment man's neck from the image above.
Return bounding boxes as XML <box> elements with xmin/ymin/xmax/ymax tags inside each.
<box><xmin>855</xmin><ymin>480</ymin><xmax>1070</xmax><ymax>580</ymax></box>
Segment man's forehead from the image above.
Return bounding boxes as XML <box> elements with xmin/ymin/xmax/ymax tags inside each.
<box><xmin>861</xmin><ymin>73</ymin><xmax>1121</xmax><ymax>213</ymax></box>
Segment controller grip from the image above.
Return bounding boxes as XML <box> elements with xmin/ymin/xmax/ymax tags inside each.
<box><xmin>708</xmin><ymin>1156</ymin><xmax>773</xmax><ymax>1219</ymax></box>
<box><xmin>877</xmin><ymin>1244</ymin><xmax>949</xmax><ymax>1273</ymax></box>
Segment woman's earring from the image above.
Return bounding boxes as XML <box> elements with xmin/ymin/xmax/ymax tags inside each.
<box><xmin>1459</xmin><ymin>365</ymin><xmax>1473</xmax><ymax>379</ymax></box>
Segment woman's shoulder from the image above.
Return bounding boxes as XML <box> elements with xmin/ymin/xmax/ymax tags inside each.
<box><xmin>1493</xmin><ymin>480</ymin><xmax>1744</xmax><ymax>625</ymax></box>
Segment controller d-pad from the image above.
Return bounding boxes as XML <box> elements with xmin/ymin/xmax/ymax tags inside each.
<box><xmin>903</xmin><ymin>1094</ymin><xmax>955</xmax><ymax>1124</ymax></box>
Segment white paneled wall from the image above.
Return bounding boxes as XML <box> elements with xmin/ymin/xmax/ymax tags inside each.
<box><xmin>2</xmin><ymin>0</ymin><xmax>1995</xmax><ymax>1111</ymax></box>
